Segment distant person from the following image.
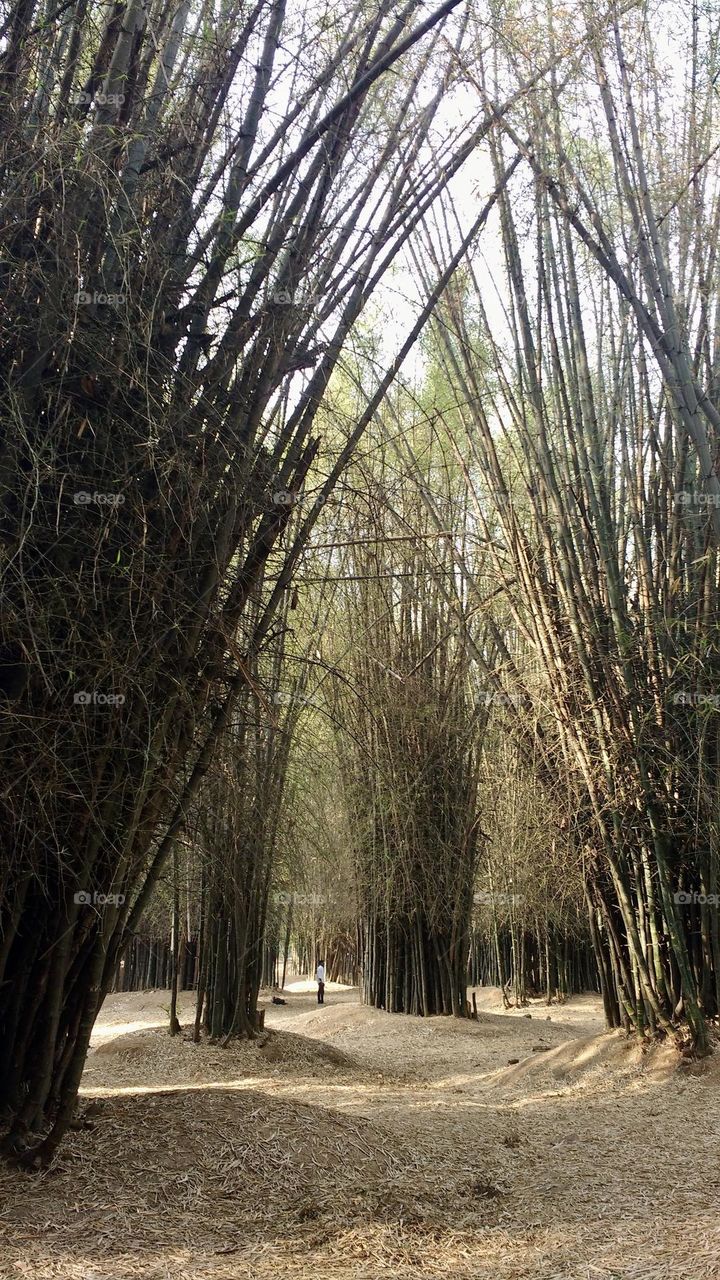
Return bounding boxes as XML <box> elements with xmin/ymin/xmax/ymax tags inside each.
<box><xmin>316</xmin><ymin>960</ymin><xmax>325</xmax><ymax>1005</ymax></box>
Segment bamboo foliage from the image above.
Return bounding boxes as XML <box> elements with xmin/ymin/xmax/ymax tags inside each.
<box><xmin>328</xmin><ymin>445</ymin><xmax>490</xmax><ymax>1017</ymax></box>
<box><xmin>470</xmin><ymin>725</ymin><xmax>594</xmax><ymax>1008</ymax></box>
<box><xmin>0</xmin><ymin>0</ymin><xmax>481</xmax><ymax>1161</ymax></box>
<box><xmin>411</xmin><ymin>0</ymin><xmax>720</xmax><ymax>1048</ymax></box>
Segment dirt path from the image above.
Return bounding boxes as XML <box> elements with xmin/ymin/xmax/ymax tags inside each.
<box><xmin>1</xmin><ymin>985</ymin><xmax>719</xmax><ymax>1280</ymax></box>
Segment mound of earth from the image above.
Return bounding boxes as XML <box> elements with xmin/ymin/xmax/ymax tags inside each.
<box><xmin>488</xmin><ymin>1025</ymin><xmax>720</xmax><ymax>1092</ymax></box>
<box><xmin>0</xmin><ymin>1086</ymin><xmax>433</xmax><ymax>1280</ymax></box>
<box><xmin>84</xmin><ymin>1023</ymin><xmax>378</xmax><ymax>1097</ymax></box>
<box><xmin>257</xmin><ymin>1029</ymin><xmax>356</xmax><ymax>1069</ymax></box>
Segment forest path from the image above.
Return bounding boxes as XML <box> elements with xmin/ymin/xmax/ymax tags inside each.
<box><xmin>1</xmin><ymin>986</ymin><xmax>719</xmax><ymax>1280</ymax></box>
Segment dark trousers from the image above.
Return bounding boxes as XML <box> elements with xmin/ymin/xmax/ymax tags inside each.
<box><xmin>317</xmin><ymin>980</ymin><xmax>325</xmax><ymax>1004</ymax></box>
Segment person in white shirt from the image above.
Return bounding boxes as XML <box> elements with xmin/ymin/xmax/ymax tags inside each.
<box><xmin>316</xmin><ymin>961</ymin><xmax>325</xmax><ymax>1005</ymax></box>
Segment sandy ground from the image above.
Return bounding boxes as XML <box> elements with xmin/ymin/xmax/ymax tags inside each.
<box><xmin>1</xmin><ymin>982</ymin><xmax>719</xmax><ymax>1280</ymax></box>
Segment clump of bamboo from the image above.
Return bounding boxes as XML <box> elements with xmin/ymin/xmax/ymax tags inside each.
<box><xmin>332</xmin><ymin>463</ymin><xmax>488</xmax><ymax>1016</ymax></box>
<box><xmin>0</xmin><ymin>0</ymin><xmax>475</xmax><ymax>1160</ymax></box>
<box><xmin>415</xmin><ymin>1</ymin><xmax>720</xmax><ymax>1048</ymax></box>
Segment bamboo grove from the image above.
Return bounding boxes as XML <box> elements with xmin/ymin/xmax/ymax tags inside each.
<box><xmin>408</xmin><ymin>1</ymin><xmax>720</xmax><ymax>1047</ymax></box>
<box><xmin>0</xmin><ymin>0</ymin><xmax>488</xmax><ymax>1162</ymax></box>
<box><xmin>329</xmin><ymin>454</ymin><xmax>489</xmax><ymax>1016</ymax></box>
<box><xmin>2</xmin><ymin>0</ymin><xmax>719</xmax><ymax>1168</ymax></box>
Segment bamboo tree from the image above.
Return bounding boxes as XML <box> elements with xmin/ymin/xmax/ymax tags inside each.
<box><xmin>408</xmin><ymin>0</ymin><xmax>720</xmax><ymax>1047</ymax></box>
<box><xmin>0</xmin><ymin>0</ymin><xmax>479</xmax><ymax>1161</ymax></box>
